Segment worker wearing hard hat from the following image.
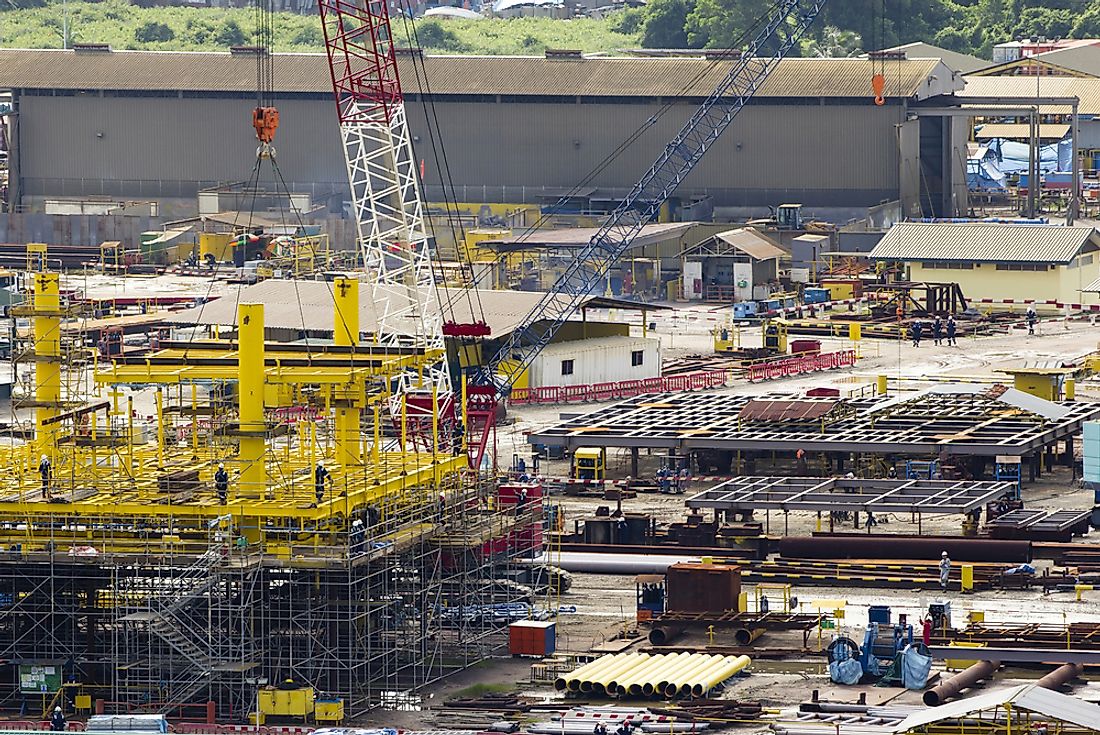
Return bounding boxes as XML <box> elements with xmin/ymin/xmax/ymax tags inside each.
<box><xmin>214</xmin><ymin>462</ymin><xmax>229</xmax><ymax>505</ymax></box>
<box><xmin>939</xmin><ymin>551</ymin><xmax>952</xmax><ymax>591</ymax></box>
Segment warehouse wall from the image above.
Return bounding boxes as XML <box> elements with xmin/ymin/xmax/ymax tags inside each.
<box><xmin>14</xmin><ymin>91</ymin><xmax>912</xmax><ymax>212</ymax></box>
<box><xmin>908</xmin><ymin>261</ymin><xmax>1100</xmax><ymax>305</ymax></box>
<box><xmin>527</xmin><ymin>335</ymin><xmax>659</xmax><ymax>388</ymax></box>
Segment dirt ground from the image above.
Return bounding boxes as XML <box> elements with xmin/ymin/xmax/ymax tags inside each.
<box><xmin>373</xmin><ymin>311</ymin><xmax>1100</xmax><ymax>729</ymax></box>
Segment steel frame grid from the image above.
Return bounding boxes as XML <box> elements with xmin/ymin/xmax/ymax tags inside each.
<box><xmin>686</xmin><ymin>476</ymin><xmax>1017</xmax><ymax>515</ymax></box>
<box><xmin>528</xmin><ymin>390</ymin><xmax>1100</xmax><ymax>456</ymax></box>
<box><xmin>0</xmin><ymin>476</ymin><xmax>537</xmax><ymax>718</ymax></box>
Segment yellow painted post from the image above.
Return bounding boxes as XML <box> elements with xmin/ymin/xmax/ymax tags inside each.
<box><xmin>332</xmin><ymin>277</ymin><xmax>360</xmax><ymax>471</ymax></box>
<box><xmin>237</xmin><ymin>303</ymin><xmax>266</xmax><ymax>498</ymax></box>
<box><xmin>1066</xmin><ymin>377</ymin><xmax>1076</xmax><ymax>401</ymax></box>
<box><xmin>877</xmin><ymin>374</ymin><xmax>888</xmax><ymax>395</ymax></box>
<box><xmin>961</xmin><ymin>564</ymin><xmax>974</xmax><ymax>593</ymax></box>
<box><xmin>155</xmin><ymin>388</ymin><xmax>165</xmax><ymax>467</ymax></box>
<box><xmin>191</xmin><ymin>383</ymin><xmax>199</xmax><ymax>455</ymax></box>
<box><xmin>33</xmin><ymin>272</ymin><xmax>61</xmax><ymax>459</ymax></box>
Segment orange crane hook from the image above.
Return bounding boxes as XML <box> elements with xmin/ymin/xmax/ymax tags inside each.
<box><xmin>871</xmin><ymin>73</ymin><xmax>886</xmax><ymax>106</ymax></box>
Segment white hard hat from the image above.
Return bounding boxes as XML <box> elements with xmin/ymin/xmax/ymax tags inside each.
<box><xmin>40</xmin><ymin>455</ymin><xmax>47</xmax><ymax>462</ymax></box>
<box><xmin>54</xmin><ymin>707</ymin><xmax>61</xmax><ymax>712</ymax></box>
<box><xmin>942</xmin><ymin>551</ymin><xmax>949</xmax><ymax>557</ymax></box>
<box><xmin>218</xmin><ymin>462</ymin><xmax>225</xmax><ymax>469</ymax></box>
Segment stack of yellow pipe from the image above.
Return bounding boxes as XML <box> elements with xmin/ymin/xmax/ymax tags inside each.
<box><xmin>553</xmin><ymin>652</ymin><xmax>751</xmax><ymax>699</ymax></box>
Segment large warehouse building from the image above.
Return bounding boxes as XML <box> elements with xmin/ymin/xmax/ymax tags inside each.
<box><xmin>0</xmin><ymin>48</ymin><xmax>967</xmax><ymax>220</ymax></box>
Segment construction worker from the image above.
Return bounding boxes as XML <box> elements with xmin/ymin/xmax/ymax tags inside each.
<box><xmin>314</xmin><ymin>461</ymin><xmax>331</xmax><ymax>505</ymax></box>
<box><xmin>214</xmin><ymin>462</ymin><xmax>229</xmax><ymax>505</ymax></box>
<box><xmin>593</xmin><ymin>723</ymin><xmax>609</xmax><ymax>735</ymax></box>
<box><xmin>886</xmin><ymin>465</ymin><xmax>898</xmax><ymax>479</ymax></box>
<box><xmin>932</xmin><ymin>316</ymin><xmax>943</xmax><ymax>346</ymax></box>
<box><xmin>349</xmin><ymin>518</ymin><xmax>365</xmax><ymax>555</ymax></box>
<box><xmin>796</xmin><ymin>448</ymin><xmax>808</xmax><ymax>475</ymax></box>
<box><xmin>946</xmin><ymin>316</ymin><xmax>957</xmax><ymax>346</ymax></box>
<box><xmin>939</xmin><ymin>551</ymin><xmax>952</xmax><ymax>590</ymax></box>
<box><xmin>910</xmin><ymin>320</ymin><xmax>923</xmax><ymax>347</ymax></box>
<box><xmin>38</xmin><ymin>455</ymin><xmax>51</xmax><ymax>499</ymax></box>
<box><xmin>922</xmin><ymin>616</ymin><xmax>933</xmax><ymax>646</ymax></box>
<box><xmin>1027</xmin><ymin>306</ymin><xmax>1038</xmax><ymax>336</ymax></box>
<box><xmin>50</xmin><ymin>706</ymin><xmax>65</xmax><ymax>732</ymax></box>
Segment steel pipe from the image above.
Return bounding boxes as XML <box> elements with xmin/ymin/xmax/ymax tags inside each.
<box><xmin>922</xmin><ymin>660</ymin><xmax>1000</xmax><ymax>706</ymax></box>
<box><xmin>595</xmin><ymin>653</ymin><xmax>654</xmax><ymax>695</ymax></box>
<box><xmin>783</xmin><ymin>536</ymin><xmax>1030</xmax><ymax>563</ymax></box>
<box><xmin>532</xmin><ymin>552</ymin><xmax>701</xmax><ymax>574</ymax></box>
<box><xmin>1037</xmin><ymin>662</ymin><xmax>1083</xmax><ymax>690</ymax></box>
<box><xmin>734</xmin><ymin>627</ymin><xmax>765</xmax><ymax>645</ymax></box>
<box><xmin>631</xmin><ymin>652</ymin><xmax>695</xmax><ymax>696</ymax></box>
<box><xmin>648</xmin><ymin>625</ymin><xmax>685</xmax><ymax>646</ymax></box>
<box><xmin>692</xmin><ymin>654</ymin><xmax>751</xmax><ymax>696</ymax></box>
<box><xmin>665</xmin><ymin>655</ymin><xmax>737</xmax><ymax>697</ymax></box>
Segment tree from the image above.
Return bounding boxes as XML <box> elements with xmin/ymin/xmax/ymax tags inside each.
<box><xmin>414</xmin><ymin>19</ymin><xmax>467</xmax><ymax>51</ymax></box>
<box><xmin>214</xmin><ymin>19</ymin><xmax>246</xmax><ymax>47</ymax></box>
<box><xmin>804</xmin><ymin>24</ymin><xmax>861</xmax><ymax>56</ymax></box>
<box><xmin>0</xmin><ymin>0</ymin><xmax>46</xmax><ymax>10</ymax></box>
<box><xmin>610</xmin><ymin>7</ymin><xmax>645</xmax><ymax>35</ymax></box>
<box><xmin>684</xmin><ymin>0</ymin><xmax>756</xmax><ymax>49</ymax></box>
<box><xmin>135</xmin><ymin>20</ymin><xmax>175</xmax><ymax>43</ymax></box>
<box><xmin>641</xmin><ymin>0</ymin><xmax>693</xmax><ymax>47</ymax></box>
<box><xmin>290</xmin><ymin>24</ymin><xmax>323</xmax><ymax>46</ymax></box>
<box><xmin>1071</xmin><ymin>2</ymin><xmax>1100</xmax><ymax>38</ymax></box>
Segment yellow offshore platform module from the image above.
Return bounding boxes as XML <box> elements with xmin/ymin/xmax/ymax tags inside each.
<box><xmin>0</xmin><ymin>248</ymin><xmax>541</xmax><ymax>719</ymax></box>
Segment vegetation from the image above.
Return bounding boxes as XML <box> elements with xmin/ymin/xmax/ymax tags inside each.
<box><xmin>3</xmin><ymin>0</ymin><xmax>1100</xmax><ymax>60</ymax></box>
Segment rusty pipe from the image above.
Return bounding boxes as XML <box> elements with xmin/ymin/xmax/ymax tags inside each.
<box><xmin>1037</xmin><ymin>662</ymin><xmax>1083</xmax><ymax>690</ymax></box>
<box><xmin>648</xmin><ymin>625</ymin><xmax>685</xmax><ymax>646</ymax></box>
<box><xmin>734</xmin><ymin>627</ymin><xmax>765</xmax><ymax>646</ymax></box>
<box><xmin>923</xmin><ymin>660</ymin><xmax>1000</xmax><ymax>706</ymax></box>
<box><xmin>781</xmin><ymin>536</ymin><xmax>1030</xmax><ymax>563</ymax></box>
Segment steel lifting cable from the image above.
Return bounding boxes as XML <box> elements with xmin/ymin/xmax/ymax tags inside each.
<box><xmin>458</xmin><ymin>0</ymin><xmax>787</xmax><ymax>290</ymax></box>
<box><xmin>394</xmin><ymin>7</ymin><xmax>485</xmax><ymax>330</ymax></box>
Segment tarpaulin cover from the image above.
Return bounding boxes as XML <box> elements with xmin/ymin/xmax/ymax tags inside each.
<box><xmin>902</xmin><ymin>645</ymin><xmax>932</xmax><ymax>690</ymax></box>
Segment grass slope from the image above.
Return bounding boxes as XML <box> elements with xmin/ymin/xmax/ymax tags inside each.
<box><xmin>0</xmin><ymin>1</ymin><xmax>640</xmax><ymax>54</ymax></box>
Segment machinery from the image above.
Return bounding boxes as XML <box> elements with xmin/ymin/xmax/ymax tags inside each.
<box><xmin>636</xmin><ymin>574</ymin><xmax>666</xmax><ymax>622</ymax></box>
<box><xmin>573</xmin><ymin>447</ymin><xmax>606</xmax><ymax>480</ymax></box>
<box><xmin>713</xmin><ymin>319</ymin><xmax>788</xmax><ymax>357</ymax></box>
<box><xmin>464</xmin><ymin>0</ymin><xmax>829</xmax><ymax>469</ymax></box>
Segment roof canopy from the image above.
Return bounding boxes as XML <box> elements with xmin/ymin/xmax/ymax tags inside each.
<box><xmin>682</xmin><ymin>228</ymin><xmax>786</xmax><ymax>261</ymax></box>
<box><xmin>0</xmin><ymin>49</ymin><xmax>961</xmax><ymax>100</ymax></box>
<box><xmin>894</xmin><ymin>684</ymin><xmax>1100</xmax><ymax>733</ymax></box>
<box><xmin>163</xmin><ymin>280</ymin><xmax>655</xmax><ymax>339</ymax></box>
<box><xmin>485</xmin><ymin>222</ymin><xmax>695</xmax><ymax>252</ymax></box>
<box><xmin>870</xmin><ymin>222</ymin><xmax>1098</xmax><ymax>264</ymax></box>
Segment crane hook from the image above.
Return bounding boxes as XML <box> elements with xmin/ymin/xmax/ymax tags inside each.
<box><xmin>871</xmin><ymin>73</ymin><xmax>886</xmax><ymax>106</ymax></box>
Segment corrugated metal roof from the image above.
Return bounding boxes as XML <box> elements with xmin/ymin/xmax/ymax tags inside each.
<box><xmin>893</xmin><ymin>685</ymin><xmax>1100</xmax><ymax>733</ymax></box>
<box><xmin>491</xmin><ymin>222</ymin><xmax>694</xmax><ymax>249</ymax></box>
<box><xmin>974</xmin><ymin>123</ymin><xmax>1070</xmax><ymax>140</ymax></box>
<box><xmin>163</xmin><ymin>280</ymin><xmax>633</xmax><ymax>338</ymax></box>
<box><xmin>964</xmin><ymin>75</ymin><xmax>1100</xmax><ymax>115</ymax></box>
<box><xmin>0</xmin><ymin>49</ymin><xmax>958</xmax><ymax>99</ymax></box>
<box><xmin>875</xmin><ymin>42</ymin><xmax>990</xmax><ymax>74</ymax></box>
<box><xmin>713</xmin><ymin>228</ymin><xmax>786</xmax><ymax>260</ymax></box>
<box><xmin>738</xmin><ymin>399</ymin><xmax>838</xmax><ymax>422</ymax></box>
<box><xmin>870</xmin><ymin>222</ymin><xmax>1097</xmax><ymax>264</ymax></box>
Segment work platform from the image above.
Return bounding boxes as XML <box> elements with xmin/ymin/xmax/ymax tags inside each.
<box><xmin>686</xmin><ymin>476</ymin><xmax>1017</xmax><ymax>515</ymax></box>
<box><xmin>529</xmin><ymin>387</ymin><xmax>1099</xmax><ymax>458</ymax></box>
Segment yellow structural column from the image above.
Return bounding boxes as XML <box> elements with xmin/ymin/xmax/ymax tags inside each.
<box><xmin>237</xmin><ymin>303</ymin><xmax>266</xmax><ymax>497</ymax></box>
<box><xmin>332</xmin><ymin>277</ymin><xmax>361</xmax><ymax>471</ymax></box>
<box><xmin>34</xmin><ymin>272</ymin><xmax>61</xmax><ymax>459</ymax></box>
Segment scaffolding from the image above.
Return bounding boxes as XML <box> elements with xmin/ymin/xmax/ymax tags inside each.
<box><xmin>0</xmin><ymin>250</ymin><xmax>541</xmax><ymax>719</ymax></box>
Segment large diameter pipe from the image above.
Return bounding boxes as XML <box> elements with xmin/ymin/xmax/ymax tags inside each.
<box><xmin>692</xmin><ymin>654</ymin><xmax>751</xmax><ymax>696</ymax></box>
<box><xmin>629</xmin><ymin>653</ymin><xmax>693</xmax><ymax>696</ymax></box>
<box><xmin>1037</xmin><ymin>662</ymin><xmax>1084</xmax><ymax>690</ymax></box>
<box><xmin>648</xmin><ymin>625</ymin><xmax>685</xmax><ymax>645</ymax></box>
<box><xmin>594</xmin><ymin>653</ymin><xmax>653</xmax><ymax>695</ymax></box>
<box><xmin>531</xmin><ymin>552</ymin><xmax>702</xmax><ymax>574</ymax></box>
<box><xmin>667</xmin><ymin>655</ymin><xmax>738</xmax><ymax>697</ymax></box>
<box><xmin>560</xmin><ymin>652</ymin><xmax>621</xmax><ymax>692</ymax></box>
<box><xmin>781</xmin><ymin>537</ymin><xmax>1031</xmax><ymax>564</ymax></box>
<box><xmin>734</xmin><ymin>627</ymin><xmax>765</xmax><ymax>645</ymax></box>
<box><xmin>654</xmin><ymin>654</ymin><xmax>716</xmax><ymax>697</ymax></box>
<box><xmin>923</xmin><ymin>660</ymin><xmax>1000</xmax><ymax>706</ymax></box>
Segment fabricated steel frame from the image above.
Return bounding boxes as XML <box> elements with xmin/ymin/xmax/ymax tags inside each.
<box><xmin>528</xmin><ymin>390</ymin><xmax>1100</xmax><ymax>457</ymax></box>
<box><xmin>687</xmin><ymin>476</ymin><xmax>1018</xmax><ymax>515</ymax></box>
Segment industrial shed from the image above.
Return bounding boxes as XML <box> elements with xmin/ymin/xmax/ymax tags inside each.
<box><xmin>0</xmin><ymin>49</ymin><xmax>966</xmax><ymax>219</ymax></box>
<box><xmin>680</xmin><ymin>228</ymin><xmax>785</xmax><ymax>301</ymax></box>
<box><xmin>870</xmin><ymin>221</ymin><xmax>1100</xmax><ymax>304</ymax></box>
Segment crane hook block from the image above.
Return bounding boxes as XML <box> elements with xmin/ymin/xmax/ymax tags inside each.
<box><xmin>871</xmin><ymin>74</ymin><xmax>886</xmax><ymax>106</ymax></box>
<box><xmin>253</xmin><ymin>106</ymin><xmax>280</xmax><ymax>143</ymax></box>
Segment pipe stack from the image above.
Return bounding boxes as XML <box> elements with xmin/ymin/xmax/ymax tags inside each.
<box><xmin>553</xmin><ymin>652</ymin><xmax>751</xmax><ymax>699</ymax></box>
<box><xmin>922</xmin><ymin>660</ymin><xmax>1000</xmax><ymax>706</ymax></box>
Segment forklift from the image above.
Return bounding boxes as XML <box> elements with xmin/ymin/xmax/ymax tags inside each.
<box><xmin>713</xmin><ymin>319</ymin><xmax>788</xmax><ymax>357</ymax></box>
<box><xmin>572</xmin><ymin>447</ymin><xmax>606</xmax><ymax>480</ymax></box>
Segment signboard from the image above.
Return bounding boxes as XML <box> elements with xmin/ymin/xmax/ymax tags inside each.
<box><xmin>18</xmin><ymin>664</ymin><xmax>61</xmax><ymax>694</ymax></box>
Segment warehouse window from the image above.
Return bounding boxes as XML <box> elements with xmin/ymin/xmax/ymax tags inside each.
<box><xmin>995</xmin><ymin>263</ymin><xmax>1049</xmax><ymax>271</ymax></box>
<box><xmin>561</xmin><ymin>359</ymin><xmax>574</xmax><ymax>376</ymax></box>
<box><xmin>921</xmin><ymin>261</ymin><xmax>974</xmax><ymax>270</ymax></box>
<box><xmin>631</xmin><ymin>350</ymin><xmax>644</xmax><ymax>367</ymax></box>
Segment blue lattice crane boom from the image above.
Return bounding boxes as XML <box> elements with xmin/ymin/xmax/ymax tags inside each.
<box><xmin>478</xmin><ymin>0</ymin><xmax>828</xmax><ymax>389</ymax></box>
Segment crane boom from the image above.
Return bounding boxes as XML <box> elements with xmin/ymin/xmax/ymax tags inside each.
<box><xmin>480</xmin><ymin>0</ymin><xmax>826</xmax><ymax>388</ymax></box>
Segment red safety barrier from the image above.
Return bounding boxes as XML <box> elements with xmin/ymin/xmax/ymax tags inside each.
<box><xmin>746</xmin><ymin>350</ymin><xmax>857</xmax><ymax>383</ymax></box>
<box><xmin>509</xmin><ymin>369</ymin><xmax>731</xmax><ymax>406</ymax></box>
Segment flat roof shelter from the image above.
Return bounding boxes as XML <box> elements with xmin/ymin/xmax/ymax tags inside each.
<box><xmin>894</xmin><ymin>684</ymin><xmax>1100</xmax><ymax>733</ymax></box>
<box><xmin>687</xmin><ymin>477</ymin><xmax>1018</xmax><ymax>516</ymax></box>
<box><xmin>528</xmin><ymin>388</ymin><xmax>1100</xmax><ymax>460</ymax></box>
